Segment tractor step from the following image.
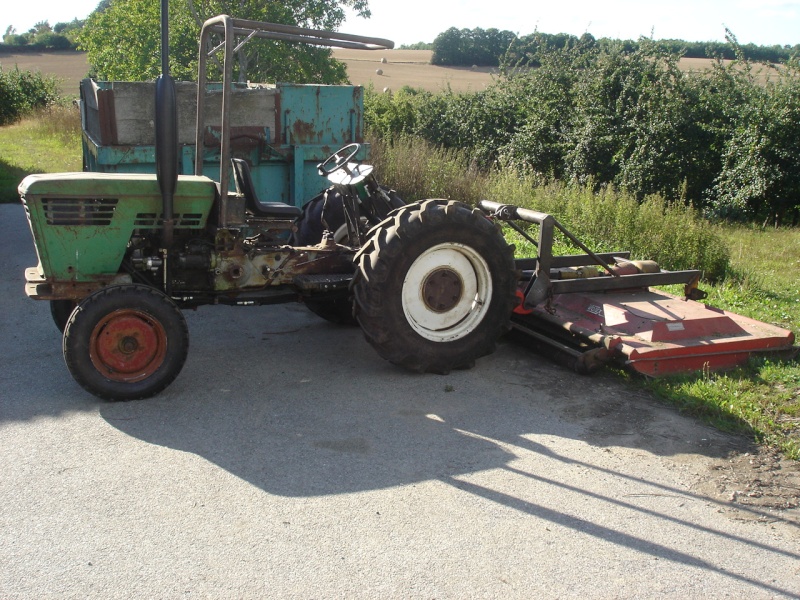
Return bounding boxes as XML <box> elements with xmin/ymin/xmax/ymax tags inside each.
<box><xmin>293</xmin><ymin>273</ymin><xmax>352</xmax><ymax>292</ymax></box>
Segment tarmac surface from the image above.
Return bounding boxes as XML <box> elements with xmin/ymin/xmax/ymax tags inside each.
<box><xmin>1</xmin><ymin>203</ymin><xmax>799</xmax><ymax>598</ymax></box>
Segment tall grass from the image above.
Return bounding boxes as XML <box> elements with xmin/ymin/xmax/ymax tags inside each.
<box><xmin>28</xmin><ymin>102</ymin><xmax>82</xmax><ymax>146</ymax></box>
<box><xmin>369</xmin><ymin>134</ymin><xmax>489</xmax><ymax>205</ymax></box>
<box><xmin>0</xmin><ymin>103</ymin><xmax>81</xmax><ymax>202</ymax></box>
<box><xmin>370</xmin><ymin>134</ymin><xmax>730</xmax><ymax>279</ymax></box>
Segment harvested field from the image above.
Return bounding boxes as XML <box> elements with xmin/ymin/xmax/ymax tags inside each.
<box><xmin>0</xmin><ymin>49</ymin><xmax>775</xmax><ymax>97</ymax></box>
<box><xmin>0</xmin><ymin>49</ymin><xmax>495</xmax><ymax>95</ymax></box>
<box><xmin>678</xmin><ymin>56</ymin><xmax>778</xmax><ymax>84</ymax></box>
<box><xmin>334</xmin><ymin>49</ymin><xmax>495</xmax><ymax>92</ymax></box>
<box><xmin>0</xmin><ymin>51</ymin><xmax>90</xmax><ymax>96</ymax></box>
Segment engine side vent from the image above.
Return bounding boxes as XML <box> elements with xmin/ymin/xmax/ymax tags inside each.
<box><xmin>43</xmin><ymin>198</ymin><xmax>118</xmax><ymax>226</ymax></box>
<box><xmin>179</xmin><ymin>213</ymin><xmax>203</xmax><ymax>227</ymax></box>
<box><xmin>134</xmin><ymin>213</ymin><xmax>205</xmax><ymax>228</ymax></box>
<box><xmin>134</xmin><ymin>213</ymin><xmax>159</xmax><ymax>227</ymax></box>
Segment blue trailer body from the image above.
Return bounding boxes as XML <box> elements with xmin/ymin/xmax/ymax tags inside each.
<box><xmin>80</xmin><ymin>79</ymin><xmax>367</xmax><ymax>208</ymax></box>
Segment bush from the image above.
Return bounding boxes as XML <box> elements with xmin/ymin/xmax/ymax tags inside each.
<box><xmin>366</xmin><ymin>36</ymin><xmax>800</xmax><ymax>225</ymax></box>
<box><xmin>2</xmin><ymin>34</ymin><xmax>29</xmax><ymax>46</ymax></box>
<box><xmin>0</xmin><ymin>66</ymin><xmax>61</xmax><ymax>125</ymax></box>
<box><xmin>709</xmin><ymin>61</ymin><xmax>800</xmax><ymax>226</ymax></box>
<box><xmin>33</xmin><ymin>32</ymin><xmax>73</xmax><ymax>50</ymax></box>
<box><xmin>432</xmin><ymin>27</ymin><xmax>517</xmax><ymax>67</ymax></box>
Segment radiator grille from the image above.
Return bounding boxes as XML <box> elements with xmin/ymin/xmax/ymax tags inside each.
<box><xmin>43</xmin><ymin>198</ymin><xmax>118</xmax><ymax>226</ymax></box>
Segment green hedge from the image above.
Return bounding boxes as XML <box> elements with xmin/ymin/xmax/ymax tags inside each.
<box><xmin>0</xmin><ymin>66</ymin><xmax>61</xmax><ymax>125</ymax></box>
<box><xmin>365</xmin><ymin>39</ymin><xmax>800</xmax><ymax>226</ymax></box>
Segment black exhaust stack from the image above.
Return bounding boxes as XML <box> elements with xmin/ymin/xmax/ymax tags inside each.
<box><xmin>155</xmin><ymin>0</ymin><xmax>178</xmax><ymax>282</ymax></box>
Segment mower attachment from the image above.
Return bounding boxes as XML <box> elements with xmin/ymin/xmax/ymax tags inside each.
<box><xmin>479</xmin><ymin>200</ymin><xmax>797</xmax><ymax>376</ymax></box>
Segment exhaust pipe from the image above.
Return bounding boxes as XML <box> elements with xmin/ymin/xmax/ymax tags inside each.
<box><xmin>154</xmin><ymin>0</ymin><xmax>178</xmax><ymax>290</ymax></box>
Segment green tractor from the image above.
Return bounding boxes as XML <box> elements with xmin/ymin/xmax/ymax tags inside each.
<box><xmin>18</xmin><ymin>14</ymin><xmax>517</xmax><ymax>401</ymax></box>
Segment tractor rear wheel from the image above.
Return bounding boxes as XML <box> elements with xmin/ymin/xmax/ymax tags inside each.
<box><xmin>291</xmin><ymin>186</ymin><xmax>403</xmax><ymax>326</ymax></box>
<box><xmin>351</xmin><ymin>199</ymin><xmax>516</xmax><ymax>373</ymax></box>
<box><xmin>63</xmin><ymin>285</ymin><xmax>189</xmax><ymax>401</ymax></box>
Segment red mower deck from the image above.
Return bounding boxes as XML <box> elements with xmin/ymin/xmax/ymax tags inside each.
<box><xmin>514</xmin><ymin>289</ymin><xmax>796</xmax><ymax>376</ymax></box>
<box><xmin>478</xmin><ymin>199</ymin><xmax>797</xmax><ymax>377</ymax></box>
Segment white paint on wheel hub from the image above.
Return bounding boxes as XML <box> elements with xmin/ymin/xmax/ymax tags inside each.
<box><xmin>402</xmin><ymin>243</ymin><xmax>492</xmax><ymax>342</ymax></box>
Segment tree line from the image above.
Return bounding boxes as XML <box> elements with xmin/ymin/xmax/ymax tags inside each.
<box><xmin>367</xmin><ymin>37</ymin><xmax>800</xmax><ymax>226</ymax></box>
<box><xmin>3</xmin><ymin>2</ymin><xmax>798</xmax><ymax>225</ymax></box>
<box><xmin>432</xmin><ymin>27</ymin><xmax>800</xmax><ymax>67</ymax></box>
<box><xmin>1</xmin><ymin>20</ymin><xmax>84</xmax><ymax>51</ymax></box>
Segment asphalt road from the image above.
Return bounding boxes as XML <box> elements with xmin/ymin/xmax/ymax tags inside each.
<box><xmin>1</xmin><ymin>203</ymin><xmax>798</xmax><ymax>598</ymax></box>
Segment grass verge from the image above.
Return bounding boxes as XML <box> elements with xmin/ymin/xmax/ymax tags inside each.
<box><xmin>0</xmin><ymin>103</ymin><xmax>81</xmax><ymax>202</ymax></box>
<box><xmin>643</xmin><ymin>225</ymin><xmax>800</xmax><ymax>459</ymax></box>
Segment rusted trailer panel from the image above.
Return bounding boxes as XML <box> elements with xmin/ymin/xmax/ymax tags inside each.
<box><xmin>80</xmin><ymin>79</ymin><xmax>367</xmax><ymax>207</ymax></box>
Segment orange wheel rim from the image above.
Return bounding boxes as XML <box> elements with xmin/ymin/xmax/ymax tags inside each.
<box><xmin>89</xmin><ymin>309</ymin><xmax>168</xmax><ymax>382</ymax></box>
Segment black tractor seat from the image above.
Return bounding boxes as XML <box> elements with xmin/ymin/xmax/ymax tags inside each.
<box><xmin>231</xmin><ymin>158</ymin><xmax>302</xmax><ymax>219</ymax></box>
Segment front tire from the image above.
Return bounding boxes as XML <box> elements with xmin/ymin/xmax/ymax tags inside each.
<box><xmin>50</xmin><ymin>299</ymin><xmax>78</xmax><ymax>333</ymax></box>
<box><xmin>351</xmin><ymin>199</ymin><xmax>516</xmax><ymax>373</ymax></box>
<box><xmin>63</xmin><ymin>285</ymin><xmax>189</xmax><ymax>401</ymax></box>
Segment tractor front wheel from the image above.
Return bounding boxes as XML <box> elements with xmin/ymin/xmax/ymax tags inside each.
<box><xmin>351</xmin><ymin>199</ymin><xmax>516</xmax><ymax>373</ymax></box>
<box><xmin>63</xmin><ymin>285</ymin><xmax>189</xmax><ymax>401</ymax></box>
<box><xmin>50</xmin><ymin>299</ymin><xmax>77</xmax><ymax>332</ymax></box>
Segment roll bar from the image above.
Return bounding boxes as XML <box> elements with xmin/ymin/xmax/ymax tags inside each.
<box><xmin>194</xmin><ymin>15</ymin><xmax>394</xmax><ymax>226</ymax></box>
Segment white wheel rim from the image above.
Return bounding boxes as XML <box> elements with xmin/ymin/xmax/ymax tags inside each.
<box><xmin>402</xmin><ymin>243</ymin><xmax>493</xmax><ymax>342</ymax></box>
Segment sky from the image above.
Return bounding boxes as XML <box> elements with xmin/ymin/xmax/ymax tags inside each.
<box><xmin>4</xmin><ymin>0</ymin><xmax>800</xmax><ymax>48</ymax></box>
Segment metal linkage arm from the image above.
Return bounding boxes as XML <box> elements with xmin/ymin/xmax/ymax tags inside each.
<box><xmin>478</xmin><ymin>200</ymin><xmax>702</xmax><ymax>308</ymax></box>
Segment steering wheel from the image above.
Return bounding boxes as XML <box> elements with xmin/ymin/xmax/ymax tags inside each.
<box><xmin>317</xmin><ymin>143</ymin><xmax>362</xmax><ymax>177</ymax></box>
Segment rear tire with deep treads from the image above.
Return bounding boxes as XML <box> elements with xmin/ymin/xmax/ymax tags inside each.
<box><xmin>351</xmin><ymin>199</ymin><xmax>516</xmax><ymax>373</ymax></box>
<box><xmin>63</xmin><ymin>284</ymin><xmax>189</xmax><ymax>401</ymax></box>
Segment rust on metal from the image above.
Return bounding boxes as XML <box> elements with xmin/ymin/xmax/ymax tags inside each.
<box><xmin>89</xmin><ymin>308</ymin><xmax>168</xmax><ymax>382</ymax></box>
<box><xmin>291</xmin><ymin>119</ymin><xmax>321</xmax><ymax>145</ymax></box>
<box><xmin>203</xmin><ymin>126</ymin><xmax>269</xmax><ymax>151</ymax></box>
<box><xmin>212</xmin><ymin>239</ymin><xmax>356</xmax><ymax>291</ymax></box>
<box><xmin>24</xmin><ymin>267</ymin><xmax>122</xmax><ymax>300</ymax></box>
<box><xmin>422</xmin><ymin>268</ymin><xmax>463</xmax><ymax>313</ymax></box>
<box><xmin>352</xmin><ymin>86</ymin><xmax>363</xmax><ymax>141</ymax></box>
<box><xmin>96</xmin><ymin>89</ymin><xmax>118</xmax><ymax>145</ymax></box>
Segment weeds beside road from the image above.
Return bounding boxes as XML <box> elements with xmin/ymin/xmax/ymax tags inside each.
<box><xmin>0</xmin><ymin>104</ymin><xmax>80</xmax><ymax>202</ymax></box>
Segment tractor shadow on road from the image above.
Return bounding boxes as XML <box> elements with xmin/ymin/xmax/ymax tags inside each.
<box><xmin>93</xmin><ymin>304</ymin><xmax>800</xmax><ymax>597</ymax></box>
<box><xmin>93</xmin><ymin>303</ymin><xmax>747</xmax><ymax>497</ymax></box>
<box><xmin>98</xmin><ymin>303</ymin><xmax>798</xmax><ymax>520</ymax></box>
